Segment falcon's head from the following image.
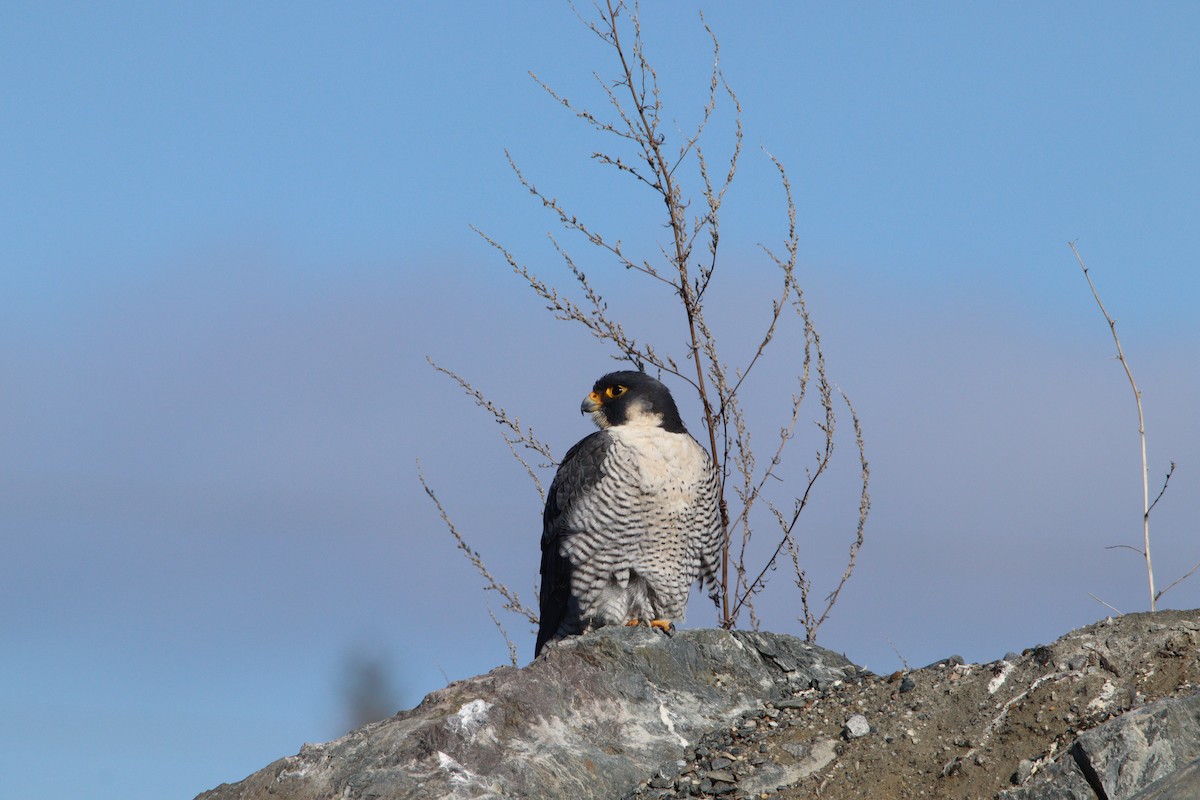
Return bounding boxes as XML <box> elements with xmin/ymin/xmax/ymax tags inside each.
<box><xmin>581</xmin><ymin>371</ymin><xmax>687</xmax><ymax>434</ymax></box>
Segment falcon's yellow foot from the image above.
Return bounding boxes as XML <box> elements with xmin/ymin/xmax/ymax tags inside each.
<box><xmin>624</xmin><ymin>618</ymin><xmax>674</xmax><ymax>635</ymax></box>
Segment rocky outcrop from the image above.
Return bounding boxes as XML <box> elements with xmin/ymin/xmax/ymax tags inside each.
<box><xmin>196</xmin><ymin>627</ymin><xmax>855</xmax><ymax>800</ymax></box>
<box><xmin>197</xmin><ymin>610</ymin><xmax>1200</xmax><ymax>800</ymax></box>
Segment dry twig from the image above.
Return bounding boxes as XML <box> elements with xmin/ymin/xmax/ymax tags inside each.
<box><xmin>417</xmin><ymin>460</ymin><xmax>538</xmax><ymax>630</ymax></box>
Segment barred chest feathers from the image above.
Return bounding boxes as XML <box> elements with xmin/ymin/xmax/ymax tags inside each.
<box><xmin>606</xmin><ymin>424</ymin><xmax>712</xmax><ymax>501</ymax></box>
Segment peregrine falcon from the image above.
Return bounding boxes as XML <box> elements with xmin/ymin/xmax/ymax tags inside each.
<box><xmin>535</xmin><ymin>370</ymin><xmax>722</xmax><ymax>657</ymax></box>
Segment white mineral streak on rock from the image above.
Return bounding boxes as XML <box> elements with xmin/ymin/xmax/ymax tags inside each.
<box><xmin>450</xmin><ymin>699</ymin><xmax>494</xmax><ymax>743</ymax></box>
<box><xmin>1087</xmin><ymin>680</ymin><xmax>1117</xmax><ymax>714</ymax></box>
<box><xmin>437</xmin><ymin>751</ymin><xmax>480</xmax><ymax>787</ymax></box>
<box><xmin>989</xmin><ymin>660</ymin><xmax>1015</xmax><ymax>695</ymax></box>
<box><xmin>659</xmin><ymin>702</ymin><xmax>688</xmax><ymax>747</ymax></box>
<box><xmin>741</xmin><ymin>737</ymin><xmax>838</xmax><ymax>795</ymax></box>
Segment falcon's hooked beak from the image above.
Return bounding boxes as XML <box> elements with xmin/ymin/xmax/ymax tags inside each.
<box><xmin>580</xmin><ymin>391</ymin><xmax>602</xmax><ymax>415</ymax></box>
<box><xmin>581</xmin><ymin>391</ymin><xmax>609</xmax><ymax>429</ymax></box>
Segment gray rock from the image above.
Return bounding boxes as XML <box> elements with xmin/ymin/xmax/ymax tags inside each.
<box><xmin>1001</xmin><ymin>690</ymin><xmax>1200</xmax><ymax>800</ymax></box>
<box><xmin>648</xmin><ymin>773</ymin><xmax>674</xmax><ymax>789</ymax></box>
<box><xmin>1005</xmin><ymin>772</ymin><xmax>1097</xmax><ymax>800</ymax></box>
<box><xmin>1077</xmin><ymin>691</ymin><xmax>1200</xmax><ymax>796</ymax></box>
<box><xmin>844</xmin><ymin>713</ymin><xmax>870</xmax><ymax>739</ymax></box>
<box><xmin>195</xmin><ymin>626</ymin><xmax>854</xmax><ymax>800</ymax></box>
<box><xmin>1013</xmin><ymin>758</ymin><xmax>1037</xmax><ymax>786</ymax></box>
<box><xmin>1128</xmin><ymin>755</ymin><xmax>1200</xmax><ymax>800</ymax></box>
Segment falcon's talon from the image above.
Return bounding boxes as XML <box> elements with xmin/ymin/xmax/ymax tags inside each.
<box><xmin>650</xmin><ymin>619</ymin><xmax>674</xmax><ymax>635</ymax></box>
<box><xmin>625</xmin><ymin>618</ymin><xmax>641</xmax><ymax>627</ymax></box>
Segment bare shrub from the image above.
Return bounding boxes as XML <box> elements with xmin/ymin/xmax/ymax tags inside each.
<box><xmin>423</xmin><ymin>1</ymin><xmax>869</xmax><ymax>651</ymax></box>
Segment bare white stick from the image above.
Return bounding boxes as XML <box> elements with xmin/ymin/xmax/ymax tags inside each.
<box><xmin>1070</xmin><ymin>242</ymin><xmax>1154</xmax><ymax>610</ymax></box>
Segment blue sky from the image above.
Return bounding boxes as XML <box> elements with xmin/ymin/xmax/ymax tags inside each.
<box><xmin>3</xmin><ymin>3</ymin><xmax>1199</xmax><ymax>798</ymax></box>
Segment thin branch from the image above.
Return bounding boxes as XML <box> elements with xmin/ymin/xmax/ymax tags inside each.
<box><xmin>417</xmin><ymin>460</ymin><xmax>539</xmax><ymax>626</ymax></box>
<box><xmin>803</xmin><ymin>390</ymin><xmax>870</xmax><ymax>641</ymax></box>
<box><xmin>487</xmin><ymin>606</ymin><xmax>521</xmax><ymax>667</ymax></box>
<box><xmin>1147</xmin><ymin>461</ymin><xmax>1176</xmax><ymax>517</ymax></box>
<box><xmin>885</xmin><ymin>637</ymin><xmax>911</xmax><ymax>673</ymax></box>
<box><xmin>427</xmin><ymin>357</ymin><xmax>555</xmax><ymax>503</ymax></box>
<box><xmin>468</xmin><ymin>225</ymin><xmax>676</xmax><ymax>379</ymax></box>
<box><xmin>503</xmin><ymin>151</ymin><xmax>676</xmax><ymax>287</ymax></box>
<box><xmin>1156</xmin><ymin>559</ymin><xmax>1200</xmax><ymax>604</ymax></box>
<box><xmin>1071</xmin><ymin>241</ymin><xmax>1156</xmax><ymax>611</ymax></box>
<box><xmin>1088</xmin><ymin>593</ymin><xmax>1125</xmax><ymax>616</ymax></box>
<box><xmin>719</xmin><ymin>149</ymin><xmax>797</xmax><ymax>417</ymax></box>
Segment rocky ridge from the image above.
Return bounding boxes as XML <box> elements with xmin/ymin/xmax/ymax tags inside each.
<box><xmin>197</xmin><ymin>610</ymin><xmax>1200</xmax><ymax>800</ymax></box>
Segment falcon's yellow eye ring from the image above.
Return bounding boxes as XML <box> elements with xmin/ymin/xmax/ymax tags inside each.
<box><xmin>604</xmin><ymin>385</ymin><xmax>628</xmax><ymax>400</ymax></box>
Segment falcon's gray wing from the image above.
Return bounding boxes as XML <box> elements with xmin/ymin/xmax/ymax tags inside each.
<box><xmin>535</xmin><ymin>430</ymin><xmax>612</xmax><ymax>657</ymax></box>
